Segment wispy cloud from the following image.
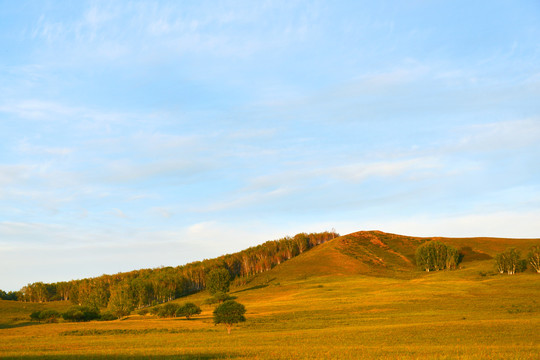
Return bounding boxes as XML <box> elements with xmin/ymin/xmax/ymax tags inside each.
<box><xmin>27</xmin><ymin>1</ymin><xmax>319</xmax><ymax>62</ymax></box>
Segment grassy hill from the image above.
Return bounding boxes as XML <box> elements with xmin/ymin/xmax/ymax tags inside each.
<box><xmin>243</xmin><ymin>230</ymin><xmax>539</xmax><ymax>281</ymax></box>
<box><xmin>1</xmin><ymin>231</ymin><xmax>539</xmax><ymax>359</ymax></box>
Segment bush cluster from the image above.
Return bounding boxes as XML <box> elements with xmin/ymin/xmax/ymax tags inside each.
<box><xmin>30</xmin><ymin>306</ymin><xmax>118</xmax><ymax>323</ymax></box>
<box><xmin>30</xmin><ymin>309</ymin><xmax>61</xmax><ymax>323</ymax></box>
<box><xmin>495</xmin><ymin>248</ymin><xmax>527</xmax><ymax>275</ymax></box>
<box><xmin>151</xmin><ymin>302</ymin><xmax>202</xmax><ymax>319</ymax></box>
<box><xmin>415</xmin><ymin>241</ymin><xmax>460</xmax><ymax>272</ymax></box>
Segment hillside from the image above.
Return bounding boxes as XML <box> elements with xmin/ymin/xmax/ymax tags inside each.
<box><xmin>253</xmin><ymin>230</ymin><xmax>539</xmax><ymax>282</ymax></box>
<box><xmin>1</xmin><ymin>230</ymin><xmax>539</xmax><ymax>359</ymax></box>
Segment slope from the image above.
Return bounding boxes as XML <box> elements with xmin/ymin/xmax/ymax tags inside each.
<box><xmin>253</xmin><ymin>230</ymin><xmax>540</xmax><ymax>282</ymax></box>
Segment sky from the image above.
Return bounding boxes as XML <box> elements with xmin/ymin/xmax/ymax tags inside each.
<box><xmin>1</xmin><ymin>1</ymin><xmax>539</xmax><ymax>291</ymax></box>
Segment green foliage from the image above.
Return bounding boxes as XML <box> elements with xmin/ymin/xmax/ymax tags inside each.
<box><xmin>203</xmin><ymin>291</ymin><xmax>236</xmax><ymax>305</ymax></box>
<box><xmin>29</xmin><ymin>310</ymin><xmax>42</xmax><ymax>322</ymax></box>
<box><xmin>154</xmin><ymin>302</ymin><xmax>181</xmax><ymax>318</ymax></box>
<box><xmin>495</xmin><ymin>248</ymin><xmax>526</xmax><ymax>275</ymax></box>
<box><xmin>528</xmin><ymin>245</ymin><xmax>540</xmax><ymax>273</ymax></box>
<box><xmin>176</xmin><ymin>302</ymin><xmax>202</xmax><ymax>319</ymax></box>
<box><xmin>39</xmin><ymin>309</ymin><xmax>60</xmax><ymax>323</ymax></box>
<box><xmin>137</xmin><ymin>308</ymin><xmax>149</xmax><ymax>315</ymax></box>
<box><xmin>62</xmin><ymin>306</ymin><xmax>100</xmax><ymax>322</ymax></box>
<box><xmin>99</xmin><ymin>311</ymin><xmax>118</xmax><ymax>321</ymax></box>
<box><xmin>206</xmin><ymin>268</ymin><xmax>231</xmax><ymax>295</ymax></box>
<box><xmin>108</xmin><ymin>283</ymin><xmax>134</xmax><ymax>318</ymax></box>
<box><xmin>13</xmin><ymin>231</ymin><xmax>338</xmax><ymax>314</ymax></box>
<box><xmin>213</xmin><ymin>300</ymin><xmax>246</xmax><ymax>334</ymax></box>
<box><xmin>0</xmin><ymin>290</ymin><xmax>18</xmax><ymax>301</ymax></box>
<box><xmin>30</xmin><ymin>309</ymin><xmax>61</xmax><ymax>323</ymax></box>
<box><xmin>415</xmin><ymin>241</ymin><xmax>460</xmax><ymax>272</ymax></box>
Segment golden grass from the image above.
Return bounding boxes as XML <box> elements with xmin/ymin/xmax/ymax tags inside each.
<box><xmin>1</xmin><ymin>233</ymin><xmax>539</xmax><ymax>359</ymax></box>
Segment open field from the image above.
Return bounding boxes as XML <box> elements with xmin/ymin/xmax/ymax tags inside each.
<box><xmin>1</xmin><ymin>233</ymin><xmax>539</xmax><ymax>359</ymax></box>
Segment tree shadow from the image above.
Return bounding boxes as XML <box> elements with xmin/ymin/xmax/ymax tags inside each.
<box><xmin>232</xmin><ymin>283</ymin><xmax>269</xmax><ymax>294</ymax></box>
<box><xmin>0</xmin><ymin>321</ymin><xmax>40</xmax><ymax>329</ymax></box>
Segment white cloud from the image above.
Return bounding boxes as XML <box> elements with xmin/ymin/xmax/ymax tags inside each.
<box><xmin>457</xmin><ymin>118</ymin><xmax>540</xmax><ymax>152</ymax></box>
<box><xmin>17</xmin><ymin>139</ymin><xmax>73</xmax><ymax>156</ymax></box>
<box><xmin>0</xmin><ymin>164</ymin><xmax>35</xmax><ymax>186</ymax></box>
<box><xmin>329</xmin><ymin>157</ymin><xmax>442</xmax><ymax>183</ymax></box>
<box><xmin>369</xmin><ymin>210</ymin><xmax>540</xmax><ymax>239</ymax></box>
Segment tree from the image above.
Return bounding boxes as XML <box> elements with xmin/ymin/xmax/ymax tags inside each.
<box><xmin>155</xmin><ymin>303</ymin><xmax>180</xmax><ymax>318</ymax></box>
<box><xmin>206</xmin><ymin>268</ymin><xmax>231</xmax><ymax>295</ymax></box>
<box><xmin>528</xmin><ymin>245</ymin><xmax>540</xmax><ymax>273</ymax></box>
<box><xmin>495</xmin><ymin>248</ymin><xmax>526</xmax><ymax>275</ymax></box>
<box><xmin>415</xmin><ymin>241</ymin><xmax>460</xmax><ymax>272</ymax></box>
<box><xmin>108</xmin><ymin>284</ymin><xmax>134</xmax><ymax>318</ymax></box>
<box><xmin>176</xmin><ymin>302</ymin><xmax>201</xmax><ymax>319</ymax></box>
<box><xmin>0</xmin><ymin>290</ymin><xmax>17</xmax><ymax>301</ymax></box>
<box><xmin>213</xmin><ymin>300</ymin><xmax>246</xmax><ymax>334</ymax></box>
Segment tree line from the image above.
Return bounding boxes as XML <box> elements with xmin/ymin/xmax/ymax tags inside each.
<box><xmin>11</xmin><ymin>231</ymin><xmax>338</xmax><ymax>307</ymax></box>
<box><xmin>495</xmin><ymin>246</ymin><xmax>540</xmax><ymax>275</ymax></box>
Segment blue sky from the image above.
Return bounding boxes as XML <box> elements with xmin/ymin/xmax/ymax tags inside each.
<box><xmin>1</xmin><ymin>1</ymin><xmax>539</xmax><ymax>291</ymax></box>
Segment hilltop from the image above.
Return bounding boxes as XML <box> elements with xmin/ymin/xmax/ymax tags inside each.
<box><xmin>253</xmin><ymin>230</ymin><xmax>538</xmax><ymax>281</ymax></box>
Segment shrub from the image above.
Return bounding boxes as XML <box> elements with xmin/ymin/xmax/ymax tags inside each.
<box><xmin>156</xmin><ymin>303</ymin><xmax>180</xmax><ymax>318</ymax></box>
<box><xmin>137</xmin><ymin>308</ymin><xmax>149</xmax><ymax>316</ymax></box>
<box><xmin>176</xmin><ymin>302</ymin><xmax>201</xmax><ymax>319</ymax></box>
<box><xmin>99</xmin><ymin>311</ymin><xmax>118</xmax><ymax>321</ymax></box>
<box><xmin>62</xmin><ymin>306</ymin><xmax>100</xmax><ymax>322</ymax></box>
<box><xmin>39</xmin><ymin>309</ymin><xmax>60</xmax><ymax>323</ymax></box>
<box><xmin>150</xmin><ymin>306</ymin><xmax>161</xmax><ymax>315</ymax></box>
<box><xmin>30</xmin><ymin>310</ymin><xmax>42</xmax><ymax>322</ymax></box>
<box><xmin>213</xmin><ymin>300</ymin><xmax>246</xmax><ymax>334</ymax></box>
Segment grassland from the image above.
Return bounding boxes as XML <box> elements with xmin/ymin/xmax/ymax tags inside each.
<box><xmin>1</xmin><ymin>232</ymin><xmax>539</xmax><ymax>359</ymax></box>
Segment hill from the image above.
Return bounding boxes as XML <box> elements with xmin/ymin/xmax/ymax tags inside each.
<box><xmin>251</xmin><ymin>230</ymin><xmax>539</xmax><ymax>282</ymax></box>
<box><xmin>1</xmin><ymin>230</ymin><xmax>539</xmax><ymax>359</ymax></box>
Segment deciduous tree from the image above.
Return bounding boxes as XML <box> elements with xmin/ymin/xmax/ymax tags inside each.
<box><xmin>213</xmin><ymin>300</ymin><xmax>246</xmax><ymax>334</ymax></box>
<box><xmin>528</xmin><ymin>245</ymin><xmax>540</xmax><ymax>273</ymax></box>
<box><xmin>415</xmin><ymin>241</ymin><xmax>460</xmax><ymax>272</ymax></box>
<box><xmin>206</xmin><ymin>268</ymin><xmax>231</xmax><ymax>295</ymax></box>
<box><xmin>176</xmin><ymin>302</ymin><xmax>201</xmax><ymax>319</ymax></box>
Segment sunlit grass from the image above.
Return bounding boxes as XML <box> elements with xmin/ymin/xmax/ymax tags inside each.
<box><xmin>2</xmin><ymin>257</ymin><xmax>539</xmax><ymax>359</ymax></box>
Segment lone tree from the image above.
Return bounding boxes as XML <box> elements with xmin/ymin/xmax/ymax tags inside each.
<box><xmin>495</xmin><ymin>248</ymin><xmax>526</xmax><ymax>275</ymax></box>
<box><xmin>176</xmin><ymin>302</ymin><xmax>201</xmax><ymax>320</ymax></box>
<box><xmin>528</xmin><ymin>245</ymin><xmax>540</xmax><ymax>273</ymax></box>
<box><xmin>213</xmin><ymin>300</ymin><xmax>246</xmax><ymax>334</ymax></box>
<box><xmin>207</xmin><ymin>268</ymin><xmax>231</xmax><ymax>295</ymax></box>
<box><xmin>415</xmin><ymin>241</ymin><xmax>460</xmax><ymax>272</ymax></box>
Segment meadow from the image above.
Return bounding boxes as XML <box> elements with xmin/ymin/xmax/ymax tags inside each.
<box><xmin>1</xmin><ymin>233</ymin><xmax>539</xmax><ymax>359</ymax></box>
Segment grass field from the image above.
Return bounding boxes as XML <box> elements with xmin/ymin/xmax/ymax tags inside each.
<box><xmin>1</xmin><ymin>232</ymin><xmax>539</xmax><ymax>359</ymax></box>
